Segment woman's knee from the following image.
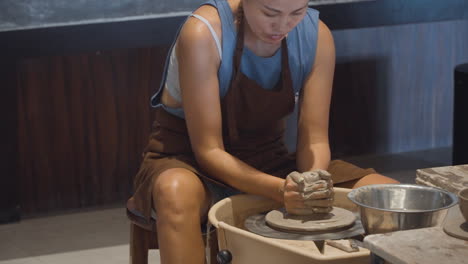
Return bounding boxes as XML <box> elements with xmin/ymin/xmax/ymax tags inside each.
<box><xmin>152</xmin><ymin>168</ymin><xmax>210</xmax><ymax>219</ymax></box>
<box><xmin>362</xmin><ymin>173</ymin><xmax>399</xmax><ymax>184</ymax></box>
<box><xmin>340</xmin><ymin>173</ymin><xmax>399</xmax><ymax>189</ymax></box>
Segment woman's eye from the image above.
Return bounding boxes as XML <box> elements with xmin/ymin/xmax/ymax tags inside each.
<box><xmin>264</xmin><ymin>12</ymin><xmax>277</xmax><ymax>17</ymax></box>
<box><xmin>292</xmin><ymin>11</ymin><xmax>305</xmax><ymax>16</ymax></box>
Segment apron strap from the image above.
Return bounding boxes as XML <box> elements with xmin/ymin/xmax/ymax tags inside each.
<box><xmin>225</xmin><ymin>13</ymin><xmax>245</xmax><ymax>144</ymax></box>
<box><xmin>226</xmin><ymin>10</ymin><xmax>291</xmax><ymax>145</ymax></box>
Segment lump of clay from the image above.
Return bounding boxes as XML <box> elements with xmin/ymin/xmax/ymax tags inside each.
<box><xmin>286</xmin><ymin>170</ymin><xmax>334</xmax><ymax>215</ymax></box>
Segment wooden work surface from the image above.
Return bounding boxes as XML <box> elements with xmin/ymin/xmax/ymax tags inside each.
<box><xmin>416</xmin><ymin>164</ymin><xmax>468</xmax><ymax>194</ymax></box>
<box><xmin>363</xmin><ymin>207</ymin><xmax>468</xmax><ymax>264</ymax></box>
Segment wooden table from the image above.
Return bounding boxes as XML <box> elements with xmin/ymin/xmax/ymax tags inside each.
<box><xmin>363</xmin><ymin>165</ymin><xmax>468</xmax><ymax>264</ymax></box>
<box><xmin>416</xmin><ymin>164</ymin><xmax>468</xmax><ymax>194</ymax></box>
<box><xmin>363</xmin><ymin>207</ymin><xmax>468</xmax><ymax>264</ymax></box>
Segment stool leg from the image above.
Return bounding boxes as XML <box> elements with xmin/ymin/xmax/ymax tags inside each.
<box><xmin>206</xmin><ymin>230</ymin><xmax>219</xmax><ymax>264</ymax></box>
<box><xmin>130</xmin><ymin>223</ymin><xmax>158</xmax><ymax>264</ymax></box>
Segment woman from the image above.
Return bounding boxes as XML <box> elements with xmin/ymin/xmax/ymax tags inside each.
<box><xmin>132</xmin><ymin>0</ymin><xmax>398</xmax><ymax>262</ymax></box>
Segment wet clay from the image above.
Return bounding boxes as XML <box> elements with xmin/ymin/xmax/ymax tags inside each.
<box><xmin>286</xmin><ymin>170</ymin><xmax>334</xmax><ymax>215</ymax></box>
<box><xmin>265</xmin><ymin>207</ymin><xmax>356</xmax><ymax>232</ymax></box>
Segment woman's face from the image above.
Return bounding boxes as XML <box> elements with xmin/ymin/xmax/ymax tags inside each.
<box><xmin>242</xmin><ymin>0</ymin><xmax>309</xmax><ymax>44</ymax></box>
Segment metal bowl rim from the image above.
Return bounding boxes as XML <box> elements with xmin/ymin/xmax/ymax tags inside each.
<box><xmin>347</xmin><ymin>184</ymin><xmax>459</xmax><ymax>213</ymax></box>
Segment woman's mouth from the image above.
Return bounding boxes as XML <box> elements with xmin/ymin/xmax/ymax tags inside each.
<box><xmin>268</xmin><ymin>34</ymin><xmax>284</xmax><ymax>41</ymax></box>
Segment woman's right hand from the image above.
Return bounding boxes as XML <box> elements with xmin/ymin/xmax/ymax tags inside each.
<box><xmin>283</xmin><ymin>173</ymin><xmax>308</xmax><ymax>215</ymax></box>
<box><xmin>283</xmin><ymin>171</ymin><xmax>334</xmax><ymax>215</ymax></box>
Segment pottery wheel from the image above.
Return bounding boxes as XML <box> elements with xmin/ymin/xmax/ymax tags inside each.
<box><xmin>265</xmin><ymin>207</ymin><xmax>356</xmax><ymax>232</ymax></box>
<box><xmin>244</xmin><ymin>210</ymin><xmax>364</xmax><ymax>241</ymax></box>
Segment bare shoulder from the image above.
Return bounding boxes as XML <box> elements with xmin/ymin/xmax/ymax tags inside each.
<box><xmin>192</xmin><ymin>5</ymin><xmax>222</xmax><ymax>32</ymax></box>
<box><xmin>191</xmin><ymin>0</ymin><xmax>239</xmax><ymax>34</ymax></box>
<box><xmin>317</xmin><ymin>20</ymin><xmax>334</xmax><ymax>48</ymax></box>
<box><xmin>178</xmin><ymin>5</ymin><xmax>222</xmax><ymax>48</ymax></box>
<box><xmin>313</xmin><ymin>19</ymin><xmax>335</xmax><ymax>66</ymax></box>
<box><xmin>176</xmin><ymin>5</ymin><xmax>224</xmax><ymax>66</ymax></box>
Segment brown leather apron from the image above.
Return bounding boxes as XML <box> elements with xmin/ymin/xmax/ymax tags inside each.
<box><xmin>132</xmin><ymin>15</ymin><xmax>374</xmax><ymax>223</ymax></box>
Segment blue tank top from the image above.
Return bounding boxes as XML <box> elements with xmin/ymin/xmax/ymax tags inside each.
<box><xmin>151</xmin><ymin>0</ymin><xmax>319</xmax><ymax>118</ymax></box>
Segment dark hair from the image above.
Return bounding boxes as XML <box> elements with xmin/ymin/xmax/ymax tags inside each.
<box><xmin>236</xmin><ymin>1</ymin><xmax>244</xmax><ymax>27</ymax></box>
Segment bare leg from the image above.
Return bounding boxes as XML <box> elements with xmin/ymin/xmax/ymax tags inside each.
<box><xmin>336</xmin><ymin>173</ymin><xmax>399</xmax><ymax>189</ymax></box>
<box><xmin>152</xmin><ymin>168</ymin><xmax>212</xmax><ymax>264</ymax></box>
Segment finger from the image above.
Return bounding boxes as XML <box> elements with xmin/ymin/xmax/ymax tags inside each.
<box><xmin>283</xmin><ymin>181</ymin><xmax>300</xmax><ymax>192</ymax></box>
<box><xmin>302</xmin><ymin>180</ymin><xmax>329</xmax><ymax>192</ymax></box>
<box><xmin>286</xmin><ymin>208</ymin><xmax>316</xmax><ymax>215</ymax></box>
<box><xmin>302</xmin><ymin>171</ymin><xmax>321</xmax><ymax>183</ymax></box>
<box><xmin>285</xmin><ymin>200</ymin><xmax>307</xmax><ymax>210</ymax></box>
<box><xmin>303</xmin><ymin>189</ymin><xmax>333</xmax><ymax>199</ymax></box>
<box><xmin>284</xmin><ymin>196</ymin><xmax>308</xmax><ymax>211</ymax></box>
<box><xmin>310</xmin><ymin>207</ymin><xmax>333</xmax><ymax>213</ymax></box>
<box><xmin>284</xmin><ymin>191</ymin><xmax>303</xmax><ymax>202</ymax></box>
<box><xmin>304</xmin><ymin>198</ymin><xmax>334</xmax><ymax>207</ymax></box>
<box><xmin>317</xmin><ymin>169</ymin><xmax>332</xmax><ymax>180</ymax></box>
<box><xmin>287</xmin><ymin>171</ymin><xmax>303</xmax><ymax>184</ymax></box>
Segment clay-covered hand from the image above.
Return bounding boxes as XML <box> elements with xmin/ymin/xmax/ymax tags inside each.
<box><xmin>284</xmin><ymin>170</ymin><xmax>334</xmax><ymax>215</ymax></box>
<box><xmin>283</xmin><ymin>173</ymin><xmax>308</xmax><ymax>215</ymax></box>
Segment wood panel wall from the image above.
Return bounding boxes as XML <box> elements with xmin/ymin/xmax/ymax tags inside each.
<box><xmin>1</xmin><ymin>58</ymin><xmax>20</xmax><ymax>222</ymax></box>
<box><xmin>16</xmin><ymin>19</ymin><xmax>468</xmax><ymax>215</ymax></box>
<box><xmin>17</xmin><ymin>47</ymin><xmax>168</xmax><ymax>215</ymax></box>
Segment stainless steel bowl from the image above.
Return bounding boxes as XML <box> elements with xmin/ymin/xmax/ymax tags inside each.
<box><xmin>347</xmin><ymin>184</ymin><xmax>458</xmax><ymax>234</ymax></box>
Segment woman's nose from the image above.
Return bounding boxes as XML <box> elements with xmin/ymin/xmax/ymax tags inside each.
<box><xmin>272</xmin><ymin>16</ymin><xmax>292</xmax><ymax>33</ymax></box>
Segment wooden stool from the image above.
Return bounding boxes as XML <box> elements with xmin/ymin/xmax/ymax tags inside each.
<box><xmin>126</xmin><ymin>197</ymin><xmax>219</xmax><ymax>264</ymax></box>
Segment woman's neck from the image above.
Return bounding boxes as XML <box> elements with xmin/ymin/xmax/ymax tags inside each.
<box><xmin>243</xmin><ymin>22</ymin><xmax>281</xmax><ymax>58</ymax></box>
<box><xmin>231</xmin><ymin>0</ymin><xmax>281</xmax><ymax>58</ymax></box>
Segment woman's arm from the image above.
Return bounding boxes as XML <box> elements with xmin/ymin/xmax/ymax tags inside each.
<box><xmin>296</xmin><ymin>20</ymin><xmax>336</xmax><ymax>172</ymax></box>
<box><xmin>176</xmin><ymin>9</ymin><xmax>286</xmax><ymax>203</ymax></box>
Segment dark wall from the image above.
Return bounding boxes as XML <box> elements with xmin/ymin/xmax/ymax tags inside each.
<box><xmin>287</xmin><ymin>20</ymin><xmax>468</xmax><ymax>156</ymax></box>
<box><xmin>330</xmin><ymin>19</ymin><xmax>468</xmax><ymax>155</ymax></box>
<box><xmin>0</xmin><ymin>0</ymin><xmax>200</xmax><ymax>31</ymax></box>
<box><xmin>0</xmin><ymin>58</ymin><xmax>20</xmax><ymax>223</ymax></box>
